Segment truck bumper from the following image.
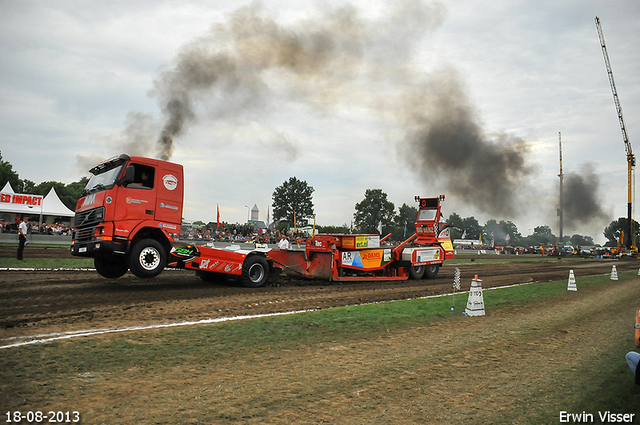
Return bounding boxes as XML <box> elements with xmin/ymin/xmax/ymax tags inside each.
<box><xmin>71</xmin><ymin>239</ymin><xmax>128</xmax><ymax>258</ymax></box>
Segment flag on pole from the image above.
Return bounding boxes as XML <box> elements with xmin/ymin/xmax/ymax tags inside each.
<box><xmin>312</xmin><ymin>214</ymin><xmax>316</xmax><ymax>237</ymax></box>
<box><xmin>217</xmin><ymin>204</ymin><xmax>221</xmax><ymax>228</ymax></box>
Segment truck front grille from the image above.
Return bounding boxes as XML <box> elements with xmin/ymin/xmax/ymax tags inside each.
<box><xmin>73</xmin><ymin>207</ymin><xmax>105</xmax><ymax>244</ymax></box>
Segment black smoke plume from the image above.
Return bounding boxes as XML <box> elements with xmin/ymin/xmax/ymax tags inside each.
<box><xmin>397</xmin><ymin>69</ymin><xmax>534</xmax><ymax>216</ymax></box>
<box><xmin>563</xmin><ymin>163</ymin><xmax>609</xmax><ymax>229</ymax></box>
<box><xmin>149</xmin><ymin>1</ymin><xmax>445</xmax><ymax>160</ymax></box>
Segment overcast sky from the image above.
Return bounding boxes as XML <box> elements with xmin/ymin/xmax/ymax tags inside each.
<box><xmin>1</xmin><ymin>0</ymin><xmax>639</xmax><ymax>244</ymax></box>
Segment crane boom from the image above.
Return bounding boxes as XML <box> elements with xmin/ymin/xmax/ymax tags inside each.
<box><xmin>595</xmin><ymin>16</ymin><xmax>636</xmax><ymax>250</ymax></box>
<box><xmin>595</xmin><ymin>17</ymin><xmax>633</xmax><ymax>159</ymax></box>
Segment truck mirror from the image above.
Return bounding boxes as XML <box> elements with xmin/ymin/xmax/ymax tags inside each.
<box><xmin>123</xmin><ymin>165</ymin><xmax>135</xmax><ymax>185</ymax></box>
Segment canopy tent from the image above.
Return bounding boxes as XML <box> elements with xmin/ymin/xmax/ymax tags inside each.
<box><xmin>1</xmin><ymin>182</ymin><xmax>14</xmax><ymax>193</ymax></box>
<box><xmin>42</xmin><ymin>187</ymin><xmax>75</xmax><ymax>218</ymax></box>
<box><xmin>0</xmin><ymin>186</ymin><xmax>74</xmax><ymax>220</ymax></box>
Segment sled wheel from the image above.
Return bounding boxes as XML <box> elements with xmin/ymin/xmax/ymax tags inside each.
<box><xmin>94</xmin><ymin>256</ymin><xmax>128</xmax><ymax>279</ymax></box>
<box><xmin>409</xmin><ymin>265</ymin><xmax>425</xmax><ymax>279</ymax></box>
<box><xmin>241</xmin><ymin>255</ymin><xmax>269</xmax><ymax>287</ymax></box>
<box><xmin>128</xmin><ymin>239</ymin><xmax>166</xmax><ymax>278</ymax></box>
<box><xmin>424</xmin><ymin>264</ymin><xmax>439</xmax><ymax>279</ymax></box>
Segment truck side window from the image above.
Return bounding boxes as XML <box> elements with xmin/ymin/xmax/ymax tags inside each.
<box><xmin>127</xmin><ymin>165</ymin><xmax>154</xmax><ymax>189</ymax></box>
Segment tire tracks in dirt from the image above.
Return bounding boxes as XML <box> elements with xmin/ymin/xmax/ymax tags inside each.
<box><xmin>0</xmin><ymin>256</ymin><xmax>637</xmax><ymax>344</ymax></box>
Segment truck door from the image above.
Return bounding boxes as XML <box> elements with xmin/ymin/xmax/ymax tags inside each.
<box><xmin>113</xmin><ymin>163</ymin><xmax>156</xmax><ymax>222</ymax></box>
<box><xmin>154</xmin><ymin>163</ymin><xmax>183</xmax><ymax>227</ymax></box>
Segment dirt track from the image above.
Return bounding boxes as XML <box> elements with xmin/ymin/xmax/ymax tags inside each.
<box><xmin>1</xmin><ymin>247</ymin><xmax>638</xmax><ymax>346</ymax></box>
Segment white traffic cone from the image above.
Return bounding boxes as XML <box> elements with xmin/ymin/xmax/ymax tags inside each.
<box><xmin>611</xmin><ymin>265</ymin><xmax>619</xmax><ymax>281</ymax></box>
<box><xmin>465</xmin><ymin>275</ymin><xmax>485</xmax><ymax>316</ymax></box>
<box><xmin>567</xmin><ymin>270</ymin><xmax>577</xmax><ymax>291</ymax></box>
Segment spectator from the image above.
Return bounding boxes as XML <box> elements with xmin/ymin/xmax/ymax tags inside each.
<box><xmin>278</xmin><ymin>234</ymin><xmax>290</xmax><ymax>250</ymax></box>
<box><xmin>626</xmin><ymin>352</ymin><xmax>640</xmax><ymax>385</ymax></box>
<box><xmin>17</xmin><ymin>216</ymin><xmax>28</xmax><ymax>260</ymax></box>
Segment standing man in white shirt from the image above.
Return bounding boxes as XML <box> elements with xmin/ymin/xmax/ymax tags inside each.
<box><xmin>17</xmin><ymin>216</ymin><xmax>28</xmax><ymax>260</ymax></box>
<box><xmin>277</xmin><ymin>234</ymin><xmax>289</xmax><ymax>250</ymax></box>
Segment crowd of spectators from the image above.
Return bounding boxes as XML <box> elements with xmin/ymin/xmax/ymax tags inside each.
<box><xmin>0</xmin><ymin>219</ymin><xmax>72</xmax><ymax>235</ymax></box>
<box><xmin>179</xmin><ymin>222</ymin><xmax>304</xmax><ymax>245</ymax></box>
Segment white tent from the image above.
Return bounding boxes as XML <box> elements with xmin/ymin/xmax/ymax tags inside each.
<box><xmin>42</xmin><ymin>187</ymin><xmax>74</xmax><ymax>217</ymax></box>
<box><xmin>0</xmin><ymin>186</ymin><xmax>74</xmax><ymax>221</ymax></box>
<box><xmin>1</xmin><ymin>182</ymin><xmax>14</xmax><ymax>193</ymax></box>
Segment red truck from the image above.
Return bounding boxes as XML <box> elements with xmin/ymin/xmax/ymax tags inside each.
<box><xmin>71</xmin><ymin>154</ymin><xmax>272</xmax><ymax>286</ymax></box>
<box><xmin>71</xmin><ymin>154</ymin><xmax>453</xmax><ymax>285</ymax></box>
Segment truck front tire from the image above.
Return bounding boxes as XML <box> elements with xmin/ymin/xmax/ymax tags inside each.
<box><xmin>94</xmin><ymin>256</ymin><xmax>128</xmax><ymax>279</ymax></box>
<box><xmin>128</xmin><ymin>239</ymin><xmax>166</xmax><ymax>278</ymax></box>
<box><xmin>240</xmin><ymin>255</ymin><xmax>269</xmax><ymax>287</ymax></box>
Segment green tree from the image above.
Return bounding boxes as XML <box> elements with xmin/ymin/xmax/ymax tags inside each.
<box><xmin>353</xmin><ymin>189</ymin><xmax>396</xmax><ymax>234</ymax></box>
<box><xmin>60</xmin><ymin>177</ymin><xmax>89</xmax><ymax>210</ymax></box>
<box><xmin>569</xmin><ymin>234</ymin><xmax>594</xmax><ymax>247</ymax></box>
<box><xmin>463</xmin><ymin>216</ymin><xmax>482</xmax><ymax>240</ymax></box>
<box><xmin>603</xmin><ymin>217</ymin><xmax>640</xmax><ymax>247</ymax></box>
<box><xmin>483</xmin><ymin>219</ymin><xmax>522</xmax><ymax>246</ymax></box>
<box><xmin>272</xmin><ymin>177</ymin><xmax>315</xmax><ymax>226</ymax></box>
<box><xmin>33</xmin><ymin>181</ymin><xmax>65</xmax><ymax>197</ymax></box>
<box><xmin>0</xmin><ymin>151</ymin><xmax>21</xmax><ymax>190</ymax></box>
<box><xmin>20</xmin><ymin>179</ymin><xmax>36</xmax><ymax>194</ymax></box>
<box><xmin>527</xmin><ymin>225</ymin><xmax>556</xmax><ymax>246</ymax></box>
<box><xmin>446</xmin><ymin>213</ymin><xmax>464</xmax><ymax>240</ymax></box>
<box><xmin>391</xmin><ymin>203</ymin><xmax>418</xmax><ymax>239</ymax></box>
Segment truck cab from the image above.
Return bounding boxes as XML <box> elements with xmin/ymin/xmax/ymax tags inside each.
<box><xmin>414</xmin><ymin>195</ymin><xmax>454</xmax><ymax>260</ymax></box>
<box><xmin>72</xmin><ymin>154</ymin><xmax>184</xmax><ymax>278</ymax></box>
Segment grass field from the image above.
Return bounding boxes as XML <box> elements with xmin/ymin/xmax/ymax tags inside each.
<box><xmin>2</xmin><ymin>272</ymin><xmax>639</xmax><ymax>423</ymax></box>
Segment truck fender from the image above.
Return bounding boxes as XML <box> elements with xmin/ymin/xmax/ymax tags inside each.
<box><xmin>127</xmin><ymin>220</ymin><xmax>174</xmax><ymax>254</ymax></box>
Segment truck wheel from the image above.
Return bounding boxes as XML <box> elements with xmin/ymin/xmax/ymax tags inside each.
<box><xmin>241</xmin><ymin>255</ymin><xmax>269</xmax><ymax>287</ymax></box>
<box><xmin>409</xmin><ymin>265</ymin><xmax>425</xmax><ymax>279</ymax></box>
<box><xmin>424</xmin><ymin>264</ymin><xmax>439</xmax><ymax>278</ymax></box>
<box><xmin>128</xmin><ymin>239</ymin><xmax>166</xmax><ymax>278</ymax></box>
<box><xmin>94</xmin><ymin>256</ymin><xmax>128</xmax><ymax>279</ymax></box>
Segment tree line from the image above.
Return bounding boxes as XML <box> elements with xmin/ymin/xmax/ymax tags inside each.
<box><xmin>272</xmin><ymin>176</ymin><xmax>619</xmax><ymax>247</ymax></box>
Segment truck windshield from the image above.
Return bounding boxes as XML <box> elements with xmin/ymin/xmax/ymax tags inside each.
<box><xmin>83</xmin><ymin>164</ymin><xmax>124</xmax><ymax>195</ymax></box>
<box><xmin>418</xmin><ymin>209</ymin><xmax>437</xmax><ymax>221</ymax></box>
